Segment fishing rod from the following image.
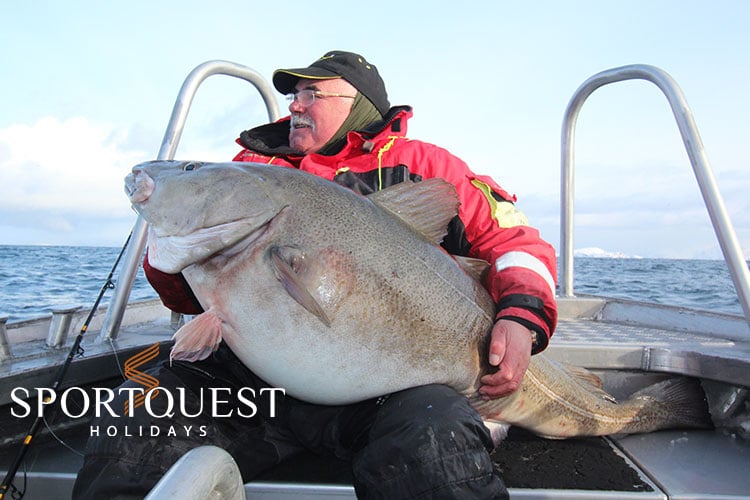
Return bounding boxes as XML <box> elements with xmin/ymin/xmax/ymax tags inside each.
<box><xmin>0</xmin><ymin>231</ymin><xmax>134</xmax><ymax>500</ymax></box>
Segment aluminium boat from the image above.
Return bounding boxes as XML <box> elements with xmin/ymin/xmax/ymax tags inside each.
<box><xmin>1</xmin><ymin>61</ymin><xmax>749</xmax><ymax>499</ymax></box>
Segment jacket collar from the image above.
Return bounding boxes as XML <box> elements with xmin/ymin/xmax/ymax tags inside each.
<box><xmin>237</xmin><ymin>105</ymin><xmax>413</xmax><ymax>158</ymax></box>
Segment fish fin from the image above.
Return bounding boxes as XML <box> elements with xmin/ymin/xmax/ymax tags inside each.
<box><xmin>368</xmin><ymin>178</ymin><xmax>460</xmax><ymax>245</ymax></box>
<box><xmin>563</xmin><ymin>363</ymin><xmax>605</xmax><ymax>389</ymax></box>
<box><xmin>453</xmin><ymin>256</ymin><xmax>491</xmax><ymax>281</ymax></box>
<box><xmin>561</xmin><ymin>363</ymin><xmax>617</xmax><ymax>403</ymax></box>
<box><xmin>271</xmin><ymin>246</ymin><xmax>332</xmax><ymax>327</ymax></box>
<box><xmin>629</xmin><ymin>377</ymin><xmax>713</xmax><ymax>429</ymax></box>
<box><xmin>537</xmin><ymin>434</ymin><xmax>567</xmax><ymax>440</ymax></box>
<box><xmin>170</xmin><ymin>308</ymin><xmax>223</xmax><ymax>363</ymax></box>
<box><xmin>482</xmin><ymin>420</ymin><xmax>511</xmax><ymax>447</ymax></box>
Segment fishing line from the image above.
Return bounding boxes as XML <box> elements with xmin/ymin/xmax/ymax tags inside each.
<box><xmin>108</xmin><ymin>336</ymin><xmax>127</xmax><ymax>381</ymax></box>
<box><xmin>0</xmin><ymin>230</ymin><xmax>134</xmax><ymax>500</ymax></box>
<box><xmin>41</xmin><ymin>412</ymin><xmax>85</xmax><ymax>457</ymax></box>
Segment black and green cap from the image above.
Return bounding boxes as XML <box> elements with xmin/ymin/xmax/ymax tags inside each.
<box><xmin>273</xmin><ymin>50</ymin><xmax>390</xmax><ymax>116</ymax></box>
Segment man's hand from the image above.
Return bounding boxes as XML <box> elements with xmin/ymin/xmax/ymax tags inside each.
<box><xmin>478</xmin><ymin>319</ymin><xmax>533</xmax><ymax>399</ymax></box>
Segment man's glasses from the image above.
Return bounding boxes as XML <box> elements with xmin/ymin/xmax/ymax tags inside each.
<box><xmin>286</xmin><ymin>89</ymin><xmax>356</xmax><ymax>107</ymax></box>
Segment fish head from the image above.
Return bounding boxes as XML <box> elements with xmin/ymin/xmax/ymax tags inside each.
<box><xmin>125</xmin><ymin>160</ymin><xmax>287</xmax><ymax>273</ymax></box>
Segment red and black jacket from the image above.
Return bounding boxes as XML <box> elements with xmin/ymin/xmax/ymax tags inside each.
<box><xmin>144</xmin><ymin>106</ymin><xmax>558</xmax><ymax>352</ymax></box>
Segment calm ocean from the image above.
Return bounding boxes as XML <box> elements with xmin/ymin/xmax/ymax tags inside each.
<box><xmin>0</xmin><ymin>245</ymin><xmax>746</xmax><ymax>323</ymax></box>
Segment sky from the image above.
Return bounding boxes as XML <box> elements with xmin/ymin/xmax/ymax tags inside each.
<box><xmin>1</xmin><ymin>0</ymin><xmax>749</xmax><ymax>260</ymax></box>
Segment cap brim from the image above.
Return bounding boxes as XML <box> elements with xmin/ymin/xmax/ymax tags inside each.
<box><xmin>272</xmin><ymin>67</ymin><xmax>342</xmax><ymax>94</ymax></box>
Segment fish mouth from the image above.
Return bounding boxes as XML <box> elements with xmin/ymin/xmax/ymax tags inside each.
<box><xmin>125</xmin><ymin>170</ymin><xmax>154</xmax><ymax>204</ymax></box>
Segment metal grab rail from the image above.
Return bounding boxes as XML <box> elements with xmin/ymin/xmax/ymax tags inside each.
<box><xmin>559</xmin><ymin>64</ymin><xmax>750</xmax><ymax>328</ymax></box>
<box><xmin>99</xmin><ymin>60</ymin><xmax>282</xmax><ymax>340</ymax></box>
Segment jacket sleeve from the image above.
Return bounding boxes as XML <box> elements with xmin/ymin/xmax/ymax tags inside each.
<box><xmin>143</xmin><ymin>252</ymin><xmax>204</xmax><ymax>315</ymax></box>
<box><xmin>232</xmin><ymin>146</ymin><xmax>297</xmax><ymax>166</ymax></box>
<box><xmin>232</xmin><ymin>149</ymin><xmax>275</xmax><ymax>163</ymax></box>
<box><xmin>400</xmin><ymin>142</ymin><xmax>558</xmax><ymax>353</ymax></box>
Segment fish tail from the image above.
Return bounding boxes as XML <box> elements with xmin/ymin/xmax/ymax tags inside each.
<box><xmin>627</xmin><ymin>377</ymin><xmax>713</xmax><ymax>432</ymax></box>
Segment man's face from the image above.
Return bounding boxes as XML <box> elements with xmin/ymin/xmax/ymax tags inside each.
<box><xmin>288</xmin><ymin>78</ymin><xmax>356</xmax><ymax>154</ymax></box>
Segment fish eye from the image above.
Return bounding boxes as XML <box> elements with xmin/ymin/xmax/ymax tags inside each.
<box><xmin>183</xmin><ymin>162</ymin><xmax>199</xmax><ymax>171</ymax></box>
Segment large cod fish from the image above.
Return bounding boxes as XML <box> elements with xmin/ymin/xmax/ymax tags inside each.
<box><xmin>125</xmin><ymin>160</ymin><xmax>710</xmax><ymax>438</ymax></box>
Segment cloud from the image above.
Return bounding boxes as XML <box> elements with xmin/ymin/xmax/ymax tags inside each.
<box><xmin>2</xmin><ymin>112</ymin><xmax>747</xmax><ymax>258</ymax></box>
<box><xmin>0</xmin><ymin>117</ymin><xmax>151</xmax><ymax>245</ymax></box>
<box><xmin>0</xmin><ymin>117</ymin><xmax>149</xmax><ymax>210</ymax></box>
<box><xmin>0</xmin><ymin>112</ymin><xmax>264</xmax><ymax>246</ymax></box>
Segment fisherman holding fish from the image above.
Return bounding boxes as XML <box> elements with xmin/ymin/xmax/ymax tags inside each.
<box><xmin>75</xmin><ymin>51</ymin><xmax>558</xmax><ymax>499</ymax></box>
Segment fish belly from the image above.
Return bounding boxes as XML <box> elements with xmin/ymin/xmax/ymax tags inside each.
<box><xmin>185</xmin><ymin>256</ymin><xmax>480</xmax><ymax>405</ymax></box>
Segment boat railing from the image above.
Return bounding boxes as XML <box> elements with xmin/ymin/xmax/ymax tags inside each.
<box><xmin>559</xmin><ymin>64</ymin><xmax>750</xmax><ymax>330</ymax></box>
<box><xmin>0</xmin><ymin>316</ymin><xmax>10</xmax><ymax>362</ymax></box>
<box><xmin>99</xmin><ymin>62</ymin><xmax>750</xmax><ymax>337</ymax></box>
<box><xmin>98</xmin><ymin>60</ymin><xmax>281</xmax><ymax>340</ymax></box>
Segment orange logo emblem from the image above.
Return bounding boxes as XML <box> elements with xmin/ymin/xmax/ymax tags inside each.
<box><xmin>123</xmin><ymin>342</ymin><xmax>161</xmax><ymax>414</ymax></box>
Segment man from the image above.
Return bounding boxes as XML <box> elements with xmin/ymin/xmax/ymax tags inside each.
<box><xmin>74</xmin><ymin>51</ymin><xmax>557</xmax><ymax>499</ymax></box>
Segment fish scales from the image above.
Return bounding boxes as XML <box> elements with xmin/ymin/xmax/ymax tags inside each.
<box><xmin>125</xmin><ymin>160</ymin><xmax>712</xmax><ymax>438</ymax></box>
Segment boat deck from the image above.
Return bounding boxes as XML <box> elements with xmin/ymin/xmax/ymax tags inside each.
<box><xmin>1</xmin><ymin>296</ymin><xmax>748</xmax><ymax>499</ymax></box>
<box><xmin>544</xmin><ymin>296</ymin><xmax>750</xmax><ymax>500</ymax></box>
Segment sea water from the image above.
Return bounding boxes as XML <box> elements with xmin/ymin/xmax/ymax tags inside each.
<box><xmin>0</xmin><ymin>245</ymin><xmax>746</xmax><ymax>323</ymax></box>
<box><xmin>0</xmin><ymin>245</ymin><xmax>156</xmax><ymax>322</ymax></box>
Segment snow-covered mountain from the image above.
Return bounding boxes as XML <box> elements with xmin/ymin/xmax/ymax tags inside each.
<box><xmin>573</xmin><ymin>247</ymin><xmax>642</xmax><ymax>259</ymax></box>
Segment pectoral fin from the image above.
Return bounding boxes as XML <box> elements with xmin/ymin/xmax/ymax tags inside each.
<box><xmin>270</xmin><ymin>246</ymin><xmax>332</xmax><ymax>327</ymax></box>
<box><xmin>170</xmin><ymin>307</ymin><xmax>224</xmax><ymax>362</ymax></box>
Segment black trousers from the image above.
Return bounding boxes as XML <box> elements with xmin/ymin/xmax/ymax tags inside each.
<box><xmin>73</xmin><ymin>345</ymin><xmax>507</xmax><ymax>499</ymax></box>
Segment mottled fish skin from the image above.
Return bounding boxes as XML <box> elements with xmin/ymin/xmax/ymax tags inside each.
<box><xmin>127</xmin><ymin>160</ymin><xmax>711</xmax><ymax>438</ymax></box>
<box><xmin>472</xmin><ymin>356</ymin><xmax>711</xmax><ymax>437</ymax></box>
